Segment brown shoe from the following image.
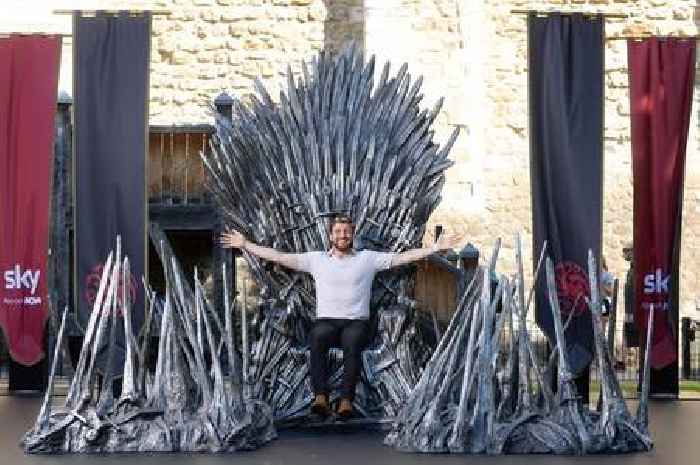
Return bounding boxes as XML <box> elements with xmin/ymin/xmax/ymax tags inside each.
<box><xmin>311</xmin><ymin>394</ymin><xmax>330</xmax><ymax>416</ymax></box>
<box><xmin>337</xmin><ymin>398</ymin><xmax>353</xmax><ymax>419</ymax></box>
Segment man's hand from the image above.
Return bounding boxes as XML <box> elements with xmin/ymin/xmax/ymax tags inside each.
<box><xmin>219</xmin><ymin>231</ymin><xmax>247</xmax><ymax>249</ymax></box>
<box><xmin>434</xmin><ymin>231</ymin><xmax>460</xmax><ymax>252</ymax></box>
<box><xmin>390</xmin><ymin>231</ymin><xmax>462</xmax><ymax>268</ymax></box>
<box><xmin>218</xmin><ymin>230</ymin><xmax>303</xmax><ymax>270</ymax></box>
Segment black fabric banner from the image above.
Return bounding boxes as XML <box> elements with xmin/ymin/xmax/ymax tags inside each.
<box><xmin>529</xmin><ymin>13</ymin><xmax>604</xmax><ymax>378</ymax></box>
<box><xmin>74</xmin><ymin>12</ymin><xmax>150</xmax><ymax>371</ymax></box>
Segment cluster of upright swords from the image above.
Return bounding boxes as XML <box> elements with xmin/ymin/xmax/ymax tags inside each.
<box><xmin>203</xmin><ymin>43</ymin><xmax>457</xmax><ymax>420</ymax></box>
<box><xmin>24</xmin><ymin>41</ymin><xmax>656</xmax><ymax>455</ymax></box>
<box><xmin>22</xmin><ymin>236</ymin><xmax>275</xmax><ymax>453</ymax></box>
<box><xmin>386</xmin><ymin>235</ymin><xmax>654</xmax><ymax>454</ymax></box>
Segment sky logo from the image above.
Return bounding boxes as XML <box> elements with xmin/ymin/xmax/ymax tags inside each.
<box><xmin>643</xmin><ymin>268</ymin><xmax>669</xmax><ymax>295</ymax></box>
<box><xmin>4</xmin><ymin>265</ymin><xmax>41</xmax><ymax>295</ymax></box>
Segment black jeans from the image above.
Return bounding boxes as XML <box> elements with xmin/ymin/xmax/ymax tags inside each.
<box><xmin>309</xmin><ymin>318</ymin><xmax>370</xmax><ymax>400</ymax></box>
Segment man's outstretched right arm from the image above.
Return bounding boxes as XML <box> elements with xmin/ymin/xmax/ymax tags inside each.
<box><xmin>219</xmin><ymin>231</ymin><xmax>304</xmax><ymax>271</ymax></box>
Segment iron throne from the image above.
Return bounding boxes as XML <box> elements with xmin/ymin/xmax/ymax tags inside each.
<box><xmin>203</xmin><ymin>44</ymin><xmax>460</xmax><ymax>422</ymax></box>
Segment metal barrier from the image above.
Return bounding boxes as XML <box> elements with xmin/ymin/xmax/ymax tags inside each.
<box><xmin>682</xmin><ymin>317</ymin><xmax>700</xmax><ymax>381</ymax></box>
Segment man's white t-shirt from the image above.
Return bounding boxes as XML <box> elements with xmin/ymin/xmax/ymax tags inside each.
<box><xmin>295</xmin><ymin>250</ymin><xmax>395</xmax><ymax>320</ymax></box>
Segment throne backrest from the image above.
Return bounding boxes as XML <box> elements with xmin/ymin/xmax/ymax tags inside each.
<box><xmin>204</xmin><ymin>44</ymin><xmax>459</xmax><ymax>331</ymax></box>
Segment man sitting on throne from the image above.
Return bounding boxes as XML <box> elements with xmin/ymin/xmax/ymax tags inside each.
<box><xmin>221</xmin><ymin>214</ymin><xmax>458</xmax><ymax>418</ymax></box>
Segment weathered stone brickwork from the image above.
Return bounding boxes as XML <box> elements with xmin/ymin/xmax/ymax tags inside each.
<box><xmin>7</xmin><ymin>0</ymin><xmax>700</xmax><ymax>323</ymax></box>
<box><xmin>146</xmin><ymin>0</ymin><xmax>365</xmax><ymax>123</ymax></box>
<box><xmin>377</xmin><ymin>0</ymin><xmax>700</xmax><ymax>325</ymax></box>
<box><xmin>451</xmin><ymin>1</ymin><xmax>700</xmax><ymax>324</ymax></box>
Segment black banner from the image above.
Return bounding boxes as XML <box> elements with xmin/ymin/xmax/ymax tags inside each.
<box><xmin>529</xmin><ymin>13</ymin><xmax>604</xmax><ymax>379</ymax></box>
<box><xmin>73</xmin><ymin>12</ymin><xmax>150</xmax><ymax>371</ymax></box>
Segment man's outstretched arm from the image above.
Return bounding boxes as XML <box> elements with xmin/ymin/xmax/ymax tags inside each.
<box><xmin>390</xmin><ymin>232</ymin><xmax>460</xmax><ymax>267</ymax></box>
<box><xmin>219</xmin><ymin>231</ymin><xmax>304</xmax><ymax>271</ymax></box>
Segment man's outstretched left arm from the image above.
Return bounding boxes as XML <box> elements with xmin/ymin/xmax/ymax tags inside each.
<box><xmin>390</xmin><ymin>232</ymin><xmax>460</xmax><ymax>267</ymax></box>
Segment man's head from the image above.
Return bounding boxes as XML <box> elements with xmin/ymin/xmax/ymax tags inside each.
<box><xmin>622</xmin><ymin>241</ymin><xmax>633</xmax><ymax>263</ymax></box>
<box><xmin>329</xmin><ymin>215</ymin><xmax>354</xmax><ymax>252</ymax></box>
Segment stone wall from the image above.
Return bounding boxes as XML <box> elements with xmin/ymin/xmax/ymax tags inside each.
<box><xmin>4</xmin><ymin>0</ymin><xmax>700</xmax><ymax>322</ymax></box>
<box><xmin>151</xmin><ymin>0</ymin><xmax>322</xmax><ymax>123</ymax></box>
<box><xmin>361</xmin><ymin>0</ymin><xmax>700</xmax><ymax>324</ymax></box>
<box><xmin>364</xmin><ymin>0</ymin><xmax>473</xmax><ymax>223</ymax></box>
<box><xmin>148</xmin><ymin>0</ymin><xmax>366</xmax><ymax>123</ymax></box>
<box><xmin>447</xmin><ymin>0</ymin><xmax>700</xmax><ymax>324</ymax></box>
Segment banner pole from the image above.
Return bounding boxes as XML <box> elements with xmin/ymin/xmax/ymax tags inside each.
<box><xmin>608</xmin><ymin>35</ymin><xmax>700</xmax><ymax>41</ymax></box>
<box><xmin>511</xmin><ymin>10</ymin><xmax>627</xmax><ymax>19</ymax></box>
<box><xmin>0</xmin><ymin>32</ymin><xmax>71</xmax><ymax>38</ymax></box>
<box><xmin>71</xmin><ymin>11</ymin><xmax>79</xmax><ymax>331</ymax></box>
<box><xmin>144</xmin><ymin>13</ymin><xmax>151</xmax><ymax>324</ymax></box>
<box><xmin>53</xmin><ymin>9</ymin><xmax>171</xmax><ymax>16</ymax></box>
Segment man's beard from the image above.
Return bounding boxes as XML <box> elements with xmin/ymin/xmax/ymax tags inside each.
<box><xmin>333</xmin><ymin>238</ymin><xmax>352</xmax><ymax>251</ymax></box>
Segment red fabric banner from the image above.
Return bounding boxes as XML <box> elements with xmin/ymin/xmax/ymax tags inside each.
<box><xmin>629</xmin><ymin>38</ymin><xmax>695</xmax><ymax>370</ymax></box>
<box><xmin>0</xmin><ymin>36</ymin><xmax>61</xmax><ymax>365</ymax></box>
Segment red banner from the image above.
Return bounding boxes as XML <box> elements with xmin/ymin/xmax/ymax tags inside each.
<box><xmin>0</xmin><ymin>36</ymin><xmax>61</xmax><ymax>365</ymax></box>
<box><xmin>629</xmin><ymin>38</ymin><xmax>695</xmax><ymax>371</ymax></box>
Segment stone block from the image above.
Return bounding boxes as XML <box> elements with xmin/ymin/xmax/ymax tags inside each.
<box><xmin>259</xmin><ymin>61</ymin><xmax>275</xmax><ymax>77</ymax></box>
<box><xmin>172</xmin><ymin>92</ymin><xmax>189</xmax><ymax>105</ymax></box>
<box><xmin>229</xmin><ymin>23</ymin><xmax>247</xmax><ymax>37</ymax></box>
<box><xmin>171</xmin><ymin>51</ymin><xmax>190</xmax><ymax>65</ymax></box>
<box><xmin>349</xmin><ymin>6</ymin><xmax>364</xmax><ymax>23</ymax></box>
<box><xmin>616</xmin><ymin>101</ymin><xmax>630</xmax><ymax>117</ymax></box>
<box><xmin>157</xmin><ymin>37</ymin><xmax>175</xmax><ymax>53</ymax></box>
<box><xmin>226</xmin><ymin>38</ymin><xmax>242</xmax><ymax>50</ymax></box>
<box><xmin>180</xmin><ymin>40</ymin><xmax>202</xmax><ymax>53</ymax></box>
<box><xmin>249</xmin><ymin>22</ymin><xmax>272</xmax><ymax>35</ymax></box>
<box><xmin>309</xmin><ymin>2</ymin><xmax>326</xmax><ymax>21</ymax></box>
<box><xmin>198</xmin><ymin>66</ymin><xmax>218</xmax><ymax>80</ymax></box>
<box><xmin>673</xmin><ymin>8</ymin><xmax>691</xmax><ymax>20</ymax></box>
<box><xmin>221</xmin><ymin>9</ymin><xmax>242</xmax><ymax>22</ymax></box>
<box><xmin>200</xmin><ymin>10</ymin><xmax>219</xmax><ymax>22</ymax></box>
<box><xmin>204</xmin><ymin>38</ymin><xmax>223</xmax><ymax>51</ymax></box>
<box><xmin>227</xmin><ymin>51</ymin><xmax>244</xmax><ymax>65</ymax></box>
<box><xmin>242</xmin><ymin>61</ymin><xmax>259</xmax><ymax>78</ymax></box>
<box><xmin>607</xmin><ymin>71</ymin><xmax>628</xmax><ymax>88</ymax></box>
<box><xmin>234</xmin><ymin>6</ymin><xmax>261</xmax><ymax>20</ymax></box>
<box><xmin>644</xmin><ymin>12</ymin><xmax>666</xmax><ymax>20</ymax></box>
<box><xmin>274</xmin><ymin>9</ymin><xmax>295</xmax><ymax>20</ymax></box>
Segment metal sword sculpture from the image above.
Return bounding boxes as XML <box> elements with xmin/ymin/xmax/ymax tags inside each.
<box><xmin>22</xmin><ymin>236</ymin><xmax>276</xmax><ymax>453</ymax></box>
<box><xmin>23</xmin><ymin>44</ymin><xmax>457</xmax><ymax>453</ymax></box>
<box><xmin>386</xmin><ymin>235</ymin><xmax>654</xmax><ymax>454</ymax></box>
<box><xmin>202</xmin><ymin>43</ymin><xmax>652</xmax><ymax>452</ymax></box>
<box><xmin>22</xmin><ymin>235</ymin><xmax>654</xmax><ymax>454</ymax></box>
<box><xmin>24</xmin><ymin>44</ymin><xmax>653</xmax><ymax>454</ymax></box>
<box><xmin>202</xmin><ymin>43</ymin><xmax>459</xmax><ymax>422</ymax></box>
